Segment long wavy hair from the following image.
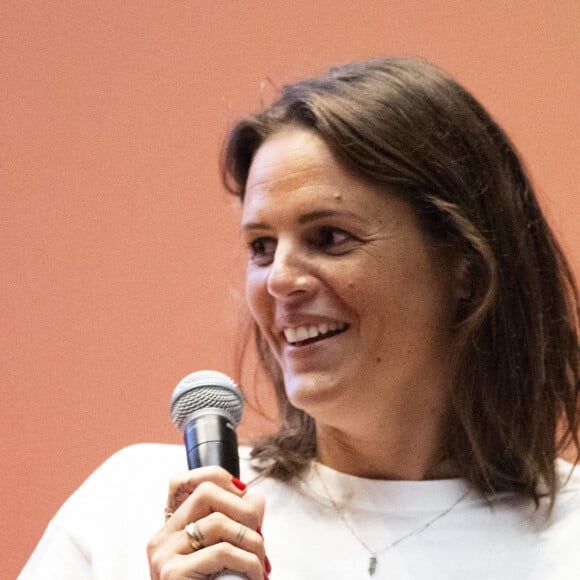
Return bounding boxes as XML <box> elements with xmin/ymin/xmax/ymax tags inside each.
<box><xmin>222</xmin><ymin>56</ymin><xmax>580</xmax><ymax>505</ymax></box>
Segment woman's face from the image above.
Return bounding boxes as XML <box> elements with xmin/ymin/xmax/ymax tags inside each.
<box><xmin>242</xmin><ymin>128</ymin><xmax>459</xmax><ymax>428</ymax></box>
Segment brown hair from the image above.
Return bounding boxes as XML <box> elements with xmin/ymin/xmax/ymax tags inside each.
<box><xmin>222</xmin><ymin>56</ymin><xmax>580</xmax><ymax>504</ymax></box>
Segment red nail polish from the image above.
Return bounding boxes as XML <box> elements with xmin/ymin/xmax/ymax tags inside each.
<box><xmin>263</xmin><ymin>574</ymin><xmax>269</xmax><ymax>580</ymax></box>
<box><xmin>265</xmin><ymin>555</ymin><xmax>272</xmax><ymax>574</ymax></box>
<box><xmin>256</xmin><ymin>525</ymin><xmax>263</xmax><ymax>537</ymax></box>
<box><xmin>231</xmin><ymin>476</ymin><xmax>247</xmax><ymax>491</ymax></box>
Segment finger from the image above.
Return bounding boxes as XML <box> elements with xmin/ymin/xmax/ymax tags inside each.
<box><xmin>148</xmin><ymin>490</ymin><xmax>269</xmax><ymax>580</ymax></box>
<box><xmin>166</xmin><ymin>466</ymin><xmax>248</xmax><ymax>515</ymax></box>
<box><xmin>169</xmin><ymin>483</ymin><xmax>264</xmax><ymax>533</ymax></box>
<box><xmin>173</xmin><ymin>543</ymin><xmax>265</xmax><ymax>580</ymax></box>
<box><xmin>186</xmin><ymin>513</ymin><xmax>265</xmax><ymax>562</ymax></box>
<box><xmin>244</xmin><ymin>493</ymin><xmax>266</xmax><ymax>530</ymax></box>
<box><xmin>150</xmin><ymin>511</ymin><xmax>267</xmax><ymax>579</ymax></box>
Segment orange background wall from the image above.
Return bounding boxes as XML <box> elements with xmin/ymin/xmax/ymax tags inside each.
<box><xmin>2</xmin><ymin>1</ymin><xmax>578</xmax><ymax>576</ymax></box>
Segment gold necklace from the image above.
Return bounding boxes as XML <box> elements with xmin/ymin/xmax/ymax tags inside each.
<box><xmin>313</xmin><ymin>462</ymin><xmax>471</xmax><ymax>576</ymax></box>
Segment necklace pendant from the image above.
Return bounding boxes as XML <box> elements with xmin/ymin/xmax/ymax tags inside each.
<box><xmin>369</xmin><ymin>555</ymin><xmax>377</xmax><ymax>576</ymax></box>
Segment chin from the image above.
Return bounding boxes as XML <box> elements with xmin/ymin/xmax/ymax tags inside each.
<box><xmin>283</xmin><ymin>371</ymin><xmax>345</xmax><ymax>413</ymax></box>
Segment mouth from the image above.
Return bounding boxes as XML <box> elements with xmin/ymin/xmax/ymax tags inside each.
<box><xmin>283</xmin><ymin>321</ymin><xmax>349</xmax><ymax>347</ymax></box>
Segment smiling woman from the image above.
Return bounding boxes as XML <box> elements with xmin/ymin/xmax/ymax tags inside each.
<box><xmin>20</xmin><ymin>57</ymin><xmax>580</xmax><ymax>580</ymax></box>
<box><xmin>242</xmin><ymin>129</ymin><xmax>459</xmax><ymax>480</ymax></box>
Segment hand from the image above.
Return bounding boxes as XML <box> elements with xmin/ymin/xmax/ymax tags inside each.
<box><xmin>147</xmin><ymin>466</ymin><xmax>269</xmax><ymax>580</ymax></box>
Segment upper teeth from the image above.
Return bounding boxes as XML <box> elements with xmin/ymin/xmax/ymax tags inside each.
<box><xmin>283</xmin><ymin>322</ymin><xmax>346</xmax><ymax>344</ymax></box>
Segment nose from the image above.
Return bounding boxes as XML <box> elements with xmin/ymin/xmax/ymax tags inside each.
<box><xmin>266</xmin><ymin>240</ymin><xmax>317</xmax><ymax>300</ymax></box>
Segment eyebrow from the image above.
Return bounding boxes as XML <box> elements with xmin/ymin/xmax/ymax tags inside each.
<box><xmin>242</xmin><ymin>208</ymin><xmax>369</xmax><ymax>230</ymax></box>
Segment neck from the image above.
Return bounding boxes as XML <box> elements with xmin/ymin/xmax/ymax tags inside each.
<box><xmin>315</xmin><ymin>412</ymin><xmax>456</xmax><ymax>481</ymax></box>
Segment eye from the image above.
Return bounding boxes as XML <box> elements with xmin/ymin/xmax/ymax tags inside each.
<box><xmin>314</xmin><ymin>226</ymin><xmax>355</xmax><ymax>254</ymax></box>
<box><xmin>248</xmin><ymin>237</ymin><xmax>277</xmax><ymax>266</ymax></box>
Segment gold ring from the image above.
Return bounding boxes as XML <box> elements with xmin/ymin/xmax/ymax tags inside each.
<box><xmin>184</xmin><ymin>522</ymin><xmax>205</xmax><ymax>553</ymax></box>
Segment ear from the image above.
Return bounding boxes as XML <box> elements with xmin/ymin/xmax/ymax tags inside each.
<box><xmin>453</xmin><ymin>256</ymin><xmax>472</xmax><ymax>302</ymax></box>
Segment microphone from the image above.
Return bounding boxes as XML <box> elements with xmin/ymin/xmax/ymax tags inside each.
<box><xmin>170</xmin><ymin>370</ymin><xmax>245</xmax><ymax>580</ymax></box>
<box><xmin>170</xmin><ymin>370</ymin><xmax>244</xmax><ymax>477</ymax></box>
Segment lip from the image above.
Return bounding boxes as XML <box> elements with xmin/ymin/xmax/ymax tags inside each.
<box><xmin>283</xmin><ymin>321</ymin><xmax>349</xmax><ymax>345</ymax></box>
<box><xmin>280</xmin><ymin>324</ymin><xmax>349</xmax><ymax>371</ymax></box>
<box><xmin>274</xmin><ymin>312</ymin><xmax>349</xmax><ymax>351</ymax></box>
<box><xmin>277</xmin><ymin>310</ymin><xmax>346</xmax><ymax>330</ymax></box>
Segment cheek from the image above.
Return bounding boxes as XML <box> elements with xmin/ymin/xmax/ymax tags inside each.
<box><xmin>245</xmin><ymin>268</ymin><xmax>269</xmax><ymax>326</ymax></box>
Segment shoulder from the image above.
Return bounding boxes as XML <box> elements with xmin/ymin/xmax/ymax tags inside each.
<box><xmin>93</xmin><ymin>443</ymin><xmax>186</xmax><ymax>476</ymax></box>
<box><xmin>554</xmin><ymin>459</ymin><xmax>580</xmax><ymax>506</ymax></box>
<box><xmin>98</xmin><ymin>444</ymin><xmax>266</xmax><ymax>486</ymax></box>
<box><xmin>72</xmin><ymin>443</ymin><xmax>186</xmax><ymax>491</ymax></box>
<box><xmin>545</xmin><ymin>460</ymin><xmax>580</xmax><ymax>535</ymax></box>
<box><xmin>25</xmin><ymin>444</ymin><xmax>187</xmax><ymax>576</ymax></box>
<box><xmin>57</xmin><ymin>443</ymin><xmax>185</xmax><ymax>519</ymax></box>
<box><xmin>556</xmin><ymin>458</ymin><xmax>580</xmax><ymax>485</ymax></box>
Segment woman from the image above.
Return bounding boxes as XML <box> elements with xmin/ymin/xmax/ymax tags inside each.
<box><xmin>21</xmin><ymin>57</ymin><xmax>580</xmax><ymax>579</ymax></box>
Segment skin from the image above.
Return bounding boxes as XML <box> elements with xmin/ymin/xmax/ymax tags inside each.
<box><xmin>243</xmin><ymin>128</ymin><xmax>461</xmax><ymax>480</ymax></box>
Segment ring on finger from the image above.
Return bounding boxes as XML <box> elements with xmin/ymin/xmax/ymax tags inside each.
<box><xmin>214</xmin><ymin>569</ymin><xmax>249</xmax><ymax>580</ymax></box>
<box><xmin>236</xmin><ymin>523</ymin><xmax>247</xmax><ymax>547</ymax></box>
<box><xmin>184</xmin><ymin>522</ymin><xmax>205</xmax><ymax>553</ymax></box>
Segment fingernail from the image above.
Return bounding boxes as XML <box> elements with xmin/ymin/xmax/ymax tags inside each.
<box><xmin>256</xmin><ymin>525</ymin><xmax>263</xmax><ymax>537</ymax></box>
<box><xmin>265</xmin><ymin>555</ymin><xmax>272</xmax><ymax>574</ymax></box>
<box><xmin>263</xmin><ymin>574</ymin><xmax>269</xmax><ymax>580</ymax></box>
<box><xmin>231</xmin><ymin>476</ymin><xmax>247</xmax><ymax>491</ymax></box>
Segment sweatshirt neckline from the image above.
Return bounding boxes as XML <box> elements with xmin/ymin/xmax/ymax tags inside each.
<box><xmin>300</xmin><ymin>460</ymin><xmax>473</xmax><ymax>512</ymax></box>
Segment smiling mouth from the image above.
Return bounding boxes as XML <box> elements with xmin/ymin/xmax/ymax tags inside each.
<box><xmin>283</xmin><ymin>322</ymin><xmax>349</xmax><ymax>346</ymax></box>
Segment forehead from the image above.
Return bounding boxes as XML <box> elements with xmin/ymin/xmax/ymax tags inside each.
<box><xmin>243</xmin><ymin>128</ymin><xmax>386</xmax><ymax>217</ymax></box>
<box><xmin>246</xmin><ymin>129</ymin><xmax>338</xmax><ymax>192</ymax></box>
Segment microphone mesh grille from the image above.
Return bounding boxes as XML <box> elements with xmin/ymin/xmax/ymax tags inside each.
<box><xmin>170</xmin><ymin>370</ymin><xmax>243</xmax><ymax>430</ymax></box>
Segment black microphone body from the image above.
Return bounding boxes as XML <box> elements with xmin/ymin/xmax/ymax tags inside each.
<box><xmin>183</xmin><ymin>409</ymin><xmax>240</xmax><ymax>477</ymax></box>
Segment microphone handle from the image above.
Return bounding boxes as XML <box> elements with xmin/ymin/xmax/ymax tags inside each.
<box><xmin>186</xmin><ymin>415</ymin><xmax>244</xmax><ymax>579</ymax></box>
<box><xmin>184</xmin><ymin>413</ymin><xmax>240</xmax><ymax>478</ymax></box>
